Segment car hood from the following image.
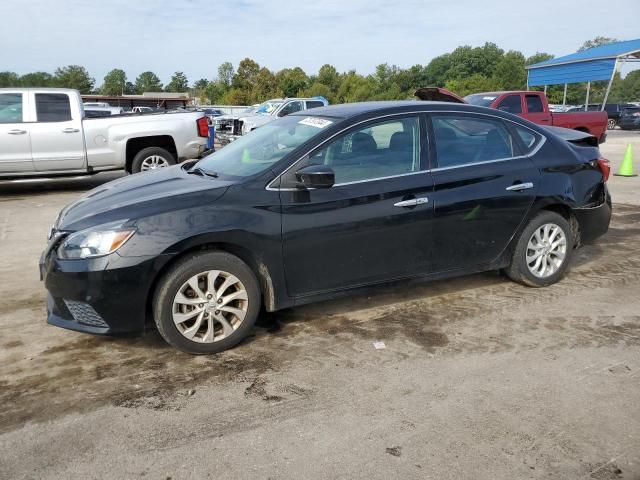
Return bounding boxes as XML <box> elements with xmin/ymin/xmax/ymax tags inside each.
<box><xmin>56</xmin><ymin>165</ymin><xmax>233</xmax><ymax>232</ymax></box>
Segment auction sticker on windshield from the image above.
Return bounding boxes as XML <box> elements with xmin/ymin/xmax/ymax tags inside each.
<box><xmin>298</xmin><ymin>117</ymin><xmax>333</xmax><ymax>128</ymax></box>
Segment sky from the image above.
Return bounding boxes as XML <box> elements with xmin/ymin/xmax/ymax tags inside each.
<box><xmin>1</xmin><ymin>0</ymin><xmax>639</xmax><ymax>85</ymax></box>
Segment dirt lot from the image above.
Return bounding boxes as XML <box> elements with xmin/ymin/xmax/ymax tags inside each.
<box><xmin>1</xmin><ymin>130</ymin><xmax>639</xmax><ymax>479</ymax></box>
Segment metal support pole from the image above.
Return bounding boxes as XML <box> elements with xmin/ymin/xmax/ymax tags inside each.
<box><xmin>562</xmin><ymin>83</ymin><xmax>568</xmax><ymax>106</ymax></box>
<box><xmin>544</xmin><ymin>85</ymin><xmax>548</xmax><ymax>95</ymax></box>
<box><xmin>585</xmin><ymin>81</ymin><xmax>591</xmax><ymax>111</ymax></box>
<box><xmin>601</xmin><ymin>59</ymin><xmax>619</xmax><ymax>110</ymax></box>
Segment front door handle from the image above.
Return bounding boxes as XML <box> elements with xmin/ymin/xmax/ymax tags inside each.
<box><xmin>62</xmin><ymin>128</ymin><xmax>80</xmax><ymax>133</ymax></box>
<box><xmin>506</xmin><ymin>182</ymin><xmax>534</xmax><ymax>192</ymax></box>
<box><xmin>394</xmin><ymin>197</ymin><xmax>429</xmax><ymax>207</ymax></box>
<box><xmin>8</xmin><ymin>129</ymin><xmax>27</xmax><ymax>135</ymax></box>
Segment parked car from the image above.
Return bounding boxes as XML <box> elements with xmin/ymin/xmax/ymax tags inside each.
<box><xmin>586</xmin><ymin>103</ymin><xmax>638</xmax><ymax>129</ymax></box>
<box><xmin>83</xmin><ymin>106</ymin><xmax>125</xmax><ymax>116</ymax></box>
<box><xmin>214</xmin><ymin>96</ymin><xmax>329</xmax><ymax>145</ymax></box>
<box><xmin>0</xmin><ymin>88</ymin><xmax>210</xmax><ymax>178</ymax></box>
<box><xmin>463</xmin><ymin>91</ymin><xmax>608</xmax><ymax>143</ymax></box>
<box><xmin>203</xmin><ymin>108</ymin><xmax>224</xmax><ymax>124</ymax></box>
<box><xmin>619</xmin><ymin>106</ymin><xmax>640</xmax><ymax>130</ymax></box>
<box><xmin>41</xmin><ymin>100</ymin><xmax>611</xmax><ymax>354</ymax></box>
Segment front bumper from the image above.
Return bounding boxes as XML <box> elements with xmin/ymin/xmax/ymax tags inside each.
<box><xmin>40</xmin><ymin>244</ymin><xmax>171</xmax><ymax>336</ymax></box>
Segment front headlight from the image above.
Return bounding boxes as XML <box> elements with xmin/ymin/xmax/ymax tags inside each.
<box><xmin>242</xmin><ymin>122</ymin><xmax>254</xmax><ymax>135</ymax></box>
<box><xmin>57</xmin><ymin>225</ymin><xmax>136</xmax><ymax>260</ymax></box>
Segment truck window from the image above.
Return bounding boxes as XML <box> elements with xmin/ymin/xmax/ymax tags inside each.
<box><xmin>0</xmin><ymin>93</ymin><xmax>23</xmax><ymax>123</ymax></box>
<box><xmin>35</xmin><ymin>93</ymin><xmax>72</xmax><ymax>122</ymax></box>
<box><xmin>497</xmin><ymin>95</ymin><xmax>522</xmax><ymax>114</ymax></box>
<box><xmin>525</xmin><ymin>95</ymin><xmax>544</xmax><ymax>113</ymax></box>
<box><xmin>278</xmin><ymin>101</ymin><xmax>303</xmax><ymax>117</ymax></box>
<box><xmin>305</xmin><ymin>101</ymin><xmax>325</xmax><ymax>109</ymax></box>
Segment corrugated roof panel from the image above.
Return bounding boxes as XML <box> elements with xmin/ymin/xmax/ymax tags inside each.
<box><xmin>527</xmin><ymin>39</ymin><xmax>640</xmax><ymax>69</ymax></box>
<box><xmin>528</xmin><ymin>59</ymin><xmax>616</xmax><ymax>86</ymax></box>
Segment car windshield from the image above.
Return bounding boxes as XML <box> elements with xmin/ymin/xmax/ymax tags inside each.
<box><xmin>465</xmin><ymin>94</ymin><xmax>498</xmax><ymax>107</ymax></box>
<box><xmin>195</xmin><ymin>115</ymin><xmax>335</xmax><ymax>179</ymax></box>
<box><xmin>255</xmin><ymin>101</ymin><xmax>283</xmax><ymax>114</ymax></box>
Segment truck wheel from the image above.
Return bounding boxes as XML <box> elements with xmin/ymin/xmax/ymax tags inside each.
<box><xmin>152</xmin><ymin>251</ymin><xmax>261</xmax><ymax>354</ymax></box>
<box><xmin>607</xmin><ymin>119</ymin><xmax>617</xmax><ymax>130</ymax></box>
<box><xmin>131</xmin><ymin>147</ymin><xmax>176</xmax><ymax>173</ymax></box>
<box><xmin>504</xmin><ymin>211</ymin><xmax>574</xmax><ymax>288</ymax></box>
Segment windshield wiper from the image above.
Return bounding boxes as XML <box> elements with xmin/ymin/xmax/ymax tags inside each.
<box><xmin>188</xmin><ymin>166</ymin><xmax>219</xmax><ymax>178</ymax></box>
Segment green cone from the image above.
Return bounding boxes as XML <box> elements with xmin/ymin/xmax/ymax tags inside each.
<box><xmin>614</xmin><ymin>144</ymin><xmax>637</xmax><ymax>177</ymax></box>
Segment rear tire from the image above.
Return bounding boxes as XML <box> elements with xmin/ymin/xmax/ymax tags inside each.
<box><xmin>505</xmin><ymin>211</ymin><xmax>574</xmax><ymax>287</ymax></box>
<box><xmin>131</xmin><ymin>147</ymin><xmax>176</xmax><ymax>174</ymax></box>
<box><xmin>152</xmin><ymin>251</ymin><xmax>261</xmax><ymax>354</ymax></box>
<box><xmin>607</xmin><ymin>119</ymin><xmax>617</xmax><ymax>130</ymax></box>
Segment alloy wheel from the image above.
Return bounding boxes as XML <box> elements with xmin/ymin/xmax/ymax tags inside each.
<box><xmin>525</xmin><ymin>223</ymin><xmax>567</xmax><ymax>278</ymax></box>
<box><xmin>140</xmin><ymin>155</ymin><xmax>170</xmax><ymax>171</ymax></box>
<box><xmin>172</xmin><ymin>270</ymin><xmax>248</xmax><ymax>343</ymax></box>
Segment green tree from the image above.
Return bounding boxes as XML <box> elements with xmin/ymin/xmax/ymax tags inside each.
<box><xmin>578</xmin><ymin>36</ymin><xmax>618</xmax><ymax>51</ymax></box>
<box><xmin>166</xmin><ymin>71</ymin><xmax>189</xmax><ymax>92</ymax></box>
<box><xmin>134</xmin><ymin>71</ymin><xmax>163</xmax><ymax>93</ymax></box>
<box><xmin>254</xmin><ymin>68</ymin><xmax>281</xmax><ymax>103</ymax></box>
<box><xmin>298</xmin><ymin>82</ymin><xmax>335</xmax><ymax>103</ymax></box>
<box><xmin>124</xmin><ymin>81</ymin><xmax>137</xmax><ymax>94</ymax></box>
<box><xmin>336</xmin><ymin>71</ymin><xmax>374</xmax><ymax>103</ymax></box>
<box><xmin>275</xmin><ymin>67</ymin><xmax>308</xmax><ymax>97</ymax></box>
<box><xmin>191</xmin><ymin>78</ymin><xmax>210</xmax><ymax>102</ymax></box>
<box><xmin>317</xmin><ymin>64</ymin><xmax>340</xmax><ymax>90</ymax></box>
<box><xmin>53</xmin><ymin>65</ymin><xmax>94</xmax><ymax>93</ymax></box>
<box><xmin>445</xmin><ymin>74</ymin><xmax>501</xmax><ymax>97</ymax></box>
<box><xmin>0</xmin><ymin>71</ymin><xmax>21</xmax><ymax>87</ymax></box>
<box><xmin>232</xmin><ymin>58</ymin><xmax>260</xmax><ymax>91</ymax></box>
<box><xmin>217</xmin><ymin>62</ymin><xmax>234</xmax><ymax>88</ymax></box>
<box><xmin>19</xmin><ymin>72</ymin><xmax>53</xmax><ymax>87</ymax></box>
<box><xmin>423</xmin><ymin>54</ymin><xmax>452</xmax><ymax>86</ymax></box>
<box><xmin>493</xmin><ymin>50</ymin><xmax>526</xmax><ymax>90</ymax></box>
<box><xmin>101</xmin><ymin>68</ymin><xmax>127</xmax><ymax>95</ymax></box>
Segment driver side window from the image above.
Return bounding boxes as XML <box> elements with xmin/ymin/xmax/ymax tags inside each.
<box><xmin>279</xmin><ymin>101</ymin><xmax>303</xmax><ymax>117</ymax></box>
<box><xmin>307</xmin><ymin>116</ymin><xmax>421</xmax><ymax>184</ymax></box>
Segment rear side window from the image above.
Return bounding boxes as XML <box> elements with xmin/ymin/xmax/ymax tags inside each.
<box><xmin>0</xmin><ymin>93</ymin><xmax>23</xmax><ymax>123</ymax></box>
<box><xmin>525</xmin><ymin>95</ymin><xmax>544</xmax><ymax>113</ymax></box>
<box><xmin>513</xmin><ymin>126</ymin><xmax>542</xmax><ymax>153</ymax></box>
<box><xmin>432</xmin><ymin>114</ymin><xmax>515</xmax><ymax>168</ymax></box>
<box><xmin>497</xmin><ymin>95</ymin><xmax>522</xmax><ymax>114</ymax></box>
<box><xmin>305</xmin><ymin>100</ymin><xmax>325</xmax><ymax>109</ymax></box>
<box><xmin>35</xmin><ymin>93</ymin><xmax>72</xmax><ymax>122</ymax></box>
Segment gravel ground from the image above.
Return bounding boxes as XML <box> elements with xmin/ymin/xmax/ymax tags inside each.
<box><xmin>0</xmin><ymin>130</ymin><xmax>639</xmax><ymax>479</ymax></box>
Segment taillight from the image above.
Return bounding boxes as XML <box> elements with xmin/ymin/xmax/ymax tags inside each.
<box><xmin>197</xmin><ymin>117</ymin><xmax>209</xmax><ymax>137</ymax></box>
<box><xmin>597</xmin><ymin>157</ymin><xmax>610</xmax><ymax>182</ymax></box>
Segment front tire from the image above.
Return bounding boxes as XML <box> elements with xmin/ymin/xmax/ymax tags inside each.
<box><xmin>131</xmin><ymin>147</ymin><xmax>176</xmax><ymax>174</ymax></box>
<box><xmin>607</xmin><ymin>119</ymin><xmax>617</xmax><ymax>130</ymax></box>
<box><xmin>505</xmin><ymin>211</ymin><xmax>574</xmax><ymax>287</ymax></box>
<box><xmin>152</xmin><ymin>251</ymin><xmax>261</xmax><ymax>354</ymax></box>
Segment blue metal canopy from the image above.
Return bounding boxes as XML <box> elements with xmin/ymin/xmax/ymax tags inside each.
<box><xmin>526</xmin><ymin>39</ymin><xmax>640</xmax><ymax>87</ymax></box>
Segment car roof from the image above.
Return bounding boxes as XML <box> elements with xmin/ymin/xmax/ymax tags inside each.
<box><xmin>289</xmin><ymin>100</ymin><xmax>498</xmax><ymax>119</ymax></box>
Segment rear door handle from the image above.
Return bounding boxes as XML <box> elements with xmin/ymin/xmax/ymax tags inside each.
<box><xmin>506</xmin><ymin>182</ymin><xmax>534</xmax><ymax>192</ymax></box>
<box><xmin>8</xmin><ymin>129</ymin><xmax>27</xmax><ymax>135</ymax></box>
<box><xmin>394</xmin><ymin>197</ymin><xmax>429</xmax><ymax>207</ymax></box>
<box><xmin>62</xmin><ymin>128</ymin><xmax>80</xmax><ymax>133</ymax></box>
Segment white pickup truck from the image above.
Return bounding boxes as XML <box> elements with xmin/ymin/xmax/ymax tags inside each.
<box><xmin>0</xmin><ymin>88</ymin><xmax>210</xmax><ymax>178</ymax></box>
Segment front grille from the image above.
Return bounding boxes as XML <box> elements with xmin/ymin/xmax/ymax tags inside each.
<box><xmin>64</xmin><ymin>300</ymin><xmax>108</xmax><ymax>328</ymax></box>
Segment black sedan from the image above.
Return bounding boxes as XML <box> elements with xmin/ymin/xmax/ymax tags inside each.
<box><xmin>41</xmin><ymin>101</ymin><xmax>612</xmax><ymax>354</ymax></box>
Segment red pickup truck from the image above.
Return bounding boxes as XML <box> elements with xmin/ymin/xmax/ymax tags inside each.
<box><xmin>464</xmin><ymin>91</ymin><xmax>608</xmax><ymax>143</ymax></box>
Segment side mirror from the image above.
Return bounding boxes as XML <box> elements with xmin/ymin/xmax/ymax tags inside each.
<box><xmin>295</xmin><ymin>164</ymin><xmax>335</xmax><ymax>189</ymax></box>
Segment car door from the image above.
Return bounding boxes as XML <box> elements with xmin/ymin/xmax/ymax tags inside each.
<box><xmin>29</xmin><ymin>91</ymin><xmax>86</xmax><ymax>171</ymax></box>
<box><xmin>278</xmin><ymin>114</ymin><xmax>434</xmax><ymax>297</ymax></box>
<box><xmin>0</xmin><ymin>91</ymin><xmax>34</xmax><ymax>173</ymax></box>
<box><xmin>523</xmin><ymin>94</ymin><xmax>552</xmax><ymax>126</ymax></box>
<box><xmin>428</xmin><ymin>112</ymin><xmax>541</xmax><ymax>272</ymax></box>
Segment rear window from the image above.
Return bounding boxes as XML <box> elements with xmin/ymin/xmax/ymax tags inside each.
<box><xmin>514</xmin><ymin>126</ymin><xmax>542</xmax><ymax>152</ymax></box>
<box><xmin>306</xmin><ymin>100</ymin><xmax>325</xmax><ymax>109</ymax></box>
<box><xmin>464</xmin><ymin>94</ymin><xmax>498</xmax><ymax>107</ymax></box>
<box><xmin>35</xmin><ymin>93</ymin><xmax>72</xmax><ymax>122</ymax></box>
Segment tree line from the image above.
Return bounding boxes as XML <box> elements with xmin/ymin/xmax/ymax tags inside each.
<box><xmin>1</xmin><ymin>37</ymin><xmax>638</xmax><ymax>105</ymax></box>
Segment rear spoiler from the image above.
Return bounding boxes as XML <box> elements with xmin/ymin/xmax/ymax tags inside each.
<box><xmin>414</xmin><ymin>87</ymin><xmax>466</xmax><ymax>103</ymax></box>
<box><xmin>543</xmin><ymin>126</ymin><xmax>599</xmax><ymax>147</ymax></box>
